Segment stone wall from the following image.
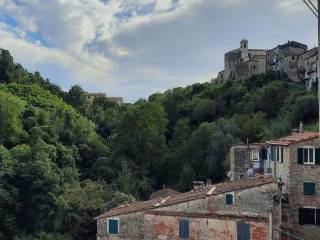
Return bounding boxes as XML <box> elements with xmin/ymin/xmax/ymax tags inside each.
<box><xmin>287</xmin><ymin>138</ymin><xmax>320</xmax><ymax>240</ymax></box>
<box><xmin>144</xmin><ymin>213</ymin><xmax>269</xmax><ymax>240</ymax></box>
<box><xmin>97</xmin><ymin>212</ymin><xmax>145</xmax><ymax>240</ymax></box>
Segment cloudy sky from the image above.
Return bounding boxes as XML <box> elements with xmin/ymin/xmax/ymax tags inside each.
<box><xmin>0</xmin><ymin>0</ymin><xmax>318</xmax><ymax>102</ymax></box>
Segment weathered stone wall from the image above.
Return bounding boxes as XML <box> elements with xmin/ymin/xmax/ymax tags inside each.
<box><xmin>210</xmin><ymin>184</ymin><xmax>276</xmax><ymax>217</ymax></box>
<box><xmin>144</xmin><ymin>213</ymin><xmax>269</xmax><ymax>240</ymax></box>
<box><xmin>287</xmin><ymin>138</ymin><xmax>320</xmax><ymax>240</ymax></box>
<box><xmin>97</xmin><ymin>212</ymin><xmax>145</xmax><ymax>240</ymax></box>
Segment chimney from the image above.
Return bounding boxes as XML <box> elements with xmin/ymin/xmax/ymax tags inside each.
<box><xmin>299</xmin><ymin>121</ymin><xmax>304</xmax><ymax>133</ymax></box>
<box><xmin>193</xmin><ymin>181</ymin><xmax>205</xmax><ymax>191</ymax></box>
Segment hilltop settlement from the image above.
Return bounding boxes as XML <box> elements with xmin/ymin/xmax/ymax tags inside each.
<box><xmin>96</xmin><ymin>40</ymin><xmax>320</xmax><ymax>240</ymax></box>
<box><xmin>213</xmin><ymin>40</ymin><xmax>318</xmax><ymax>91</ymax></box>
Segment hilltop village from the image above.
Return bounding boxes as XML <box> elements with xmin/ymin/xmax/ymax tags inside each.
<box><xmin>212</xmin><ymin>40</ymin><xmax>318</xmax><ymax>91</ymax></box>
<box><xmin>95</xmin><ymin>41</ymin><xmax>320</xmax><ymax>240</ymax></box>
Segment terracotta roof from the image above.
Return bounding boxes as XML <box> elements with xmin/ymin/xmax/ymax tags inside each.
<box><xmin>266</xmin><ymin>131</ymin><xmax>320</xmax><ymax>146</ymax></box>
<box><xmin>149</xmin><ymin>188</ymin><xmax>180</xmax><ymax>200</ymax></box>
<box><xmin>95</xmin><ymin>177</ymin><xmax>276</xmax><ymax>219</ymax></box>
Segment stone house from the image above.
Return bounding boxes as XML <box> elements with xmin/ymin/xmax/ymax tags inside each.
<box><xmin>214</xmin><ymin>40</ymin><xmax>267</xmax><ymax>83</ymax></box>
<box><xmin>229</xmin><ymin>143</ymin><xmax>268</xmax><ymax>181</ymax></box>
<box><xmin>266</xmin><ymin>41</ymin><xmax>308</xmax><ymax>81</ymax></box>
<box><xmin>265</xmin><ymin>131</ymin><xmax>320</xmax><ymax>240</ymax></box>
<box><xmin>229</xmin><ymin>128</ymin><xmax>320</xmax><ymax>240</ymax></box>
<box><xmin>298</xmin><ymin>47</ymin><xmax>319</xmax><ymax>91</ymax></box>
<box><xmin>96</xmin><ymin>177</ymin><xmax>277</xmax><ymax>240</ymax></box>
<box><xmin>84</xmin><ymin>92</ymin><xmax>124</xmax><ymax>105</ymax></box>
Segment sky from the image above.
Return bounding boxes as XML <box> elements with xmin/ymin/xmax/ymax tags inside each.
<box><xmin>0</xmin><ymin>0</ymin><xmax>318</xmax><ymax>102</ymax></box>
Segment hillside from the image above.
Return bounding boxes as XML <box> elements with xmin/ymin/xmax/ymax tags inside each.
<box><xmin>0</xmin><ymin>49</ymin><xmax>318</xmax><ymax>240</ymax></box>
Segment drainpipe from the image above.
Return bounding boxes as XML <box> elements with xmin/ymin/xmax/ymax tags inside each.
<box><xmin>269</xmin><ymin>212</ymin><xmax>273</xmax><ymax>240</ymax></box>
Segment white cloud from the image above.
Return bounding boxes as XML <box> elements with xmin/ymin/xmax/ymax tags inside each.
<box><xmin>277</xmin><ymin>0</ymin><xmax>307</xmax><ymax>13</ymax></box>
<box><xmin>0</xmin><ymin>0</ymin><xmax>317</xmax><ymax>102</ymax></box>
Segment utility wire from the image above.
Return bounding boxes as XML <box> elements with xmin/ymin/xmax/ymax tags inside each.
<box><xmin>307</xmin><ymin>0</ymin><xmax>318</xmax><ymax>13</ymax></box>
<box><xmin>303</xmin><ymin>0</ymin><xmax>319</xmax><ymax>17</ymax></box>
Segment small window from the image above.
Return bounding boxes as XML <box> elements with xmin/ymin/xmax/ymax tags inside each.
<box><xmin>301</xmin><ymin>147</ymin><xmax>315</xmax><ymax>165</ymax></box>
<box><xmin>108</xmin><ymin>218</ymin><xmax>119</xmax><ymax>235</ymax></box>
<box><xmin>179</xmin><ymin>219</ymin><xmax>189</xmax><ymax>238</ymax></box>
<box><xmin>226</xmin><ymin>193</ymin><xmax>234</xmax><ymax>205</ymax></box>
<box><xmin>250</xmin><ymin>150</ymin><xmax>259</xmax><ymax>162</ymax></box>
<box><xmin>304</xmin><ymin>182</ymin><xmax>316</xmax><ymax>195</ymax></box>
<box><xmin>276</xmin><ymin>146</ymin><xmax>284</xmax><ymax>163</ymax></box>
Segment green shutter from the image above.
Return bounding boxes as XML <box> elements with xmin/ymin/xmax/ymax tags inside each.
<box><xmin>179</xmin><ymin>219</ymin><xmax>189</xmax><ymax>238</ymax></box>
<box><xmin>108</xmin><ymin>219</ymin><xmax>119</xmax><ymax>234</ymax></box>
<box><xmin>304</xmin><ymin>182</ymin><xmax>316</xmax><ymax>195</ymax></box>
<box><xmin>298</xmin><ymin>148</ymin><xmax>303</xmax><ymax>165</ymax></box>
<box><xmin>226</xmin><ymin>194</ymin><xmax>234</xmax><ymax>205</ymax></box>
<box><xmin>270</xmin><ymin>146</ymin><xmax>275</xmax><ymax>161</ymax></box>
<box><xmin>237</xmin><ymin>223</ymin><xmax>250</xmax><ymax>240</ymax></box>
<box><xmin>315</xmin><ymin>148</ymin><xmax>320</xmax><ymax>165</ymax></box>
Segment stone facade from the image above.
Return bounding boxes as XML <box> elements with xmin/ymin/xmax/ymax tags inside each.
<box><xmin>213</xmin><ymin>40</ymin><xmax>319</xmax><ymax>91</ymax></box>
<box><xmin>144</xmin><ymin>213</ymin><xmax>269</xmax><ymax>240</ymax></box>
<box><xmin>214</xmin><ymin>40</ymin><xmax>267</xmax><ymax>83</ymax></box>
<box><xmin>230</xmin><ymin>144</ymin><xmax>267</xmax><ymax>181</ymax></box>
<box><xmin>96</xmin><ymin>212</ymin><xmax>145</xmax><ymax>240</ymax></box>
<box><xmin>266</xmin><ymin>41</ymin><xmax>308</xmax><ymax>81</ymax></box>
<box><xmin>267</xmin><ymin>134</ymin><xmax>320</xmax><ymax>240</ymax></box>
<box><xmin>96</xmin><ymin>178</ymin><xmax>277</xmax><ymax>240</ymax></box>
<box><xmin>298</xmin><ymin>47</ymin><xmax>319</xmax><ymax>90</ymax></box>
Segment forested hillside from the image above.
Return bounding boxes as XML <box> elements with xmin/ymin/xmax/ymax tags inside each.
<box><xmin>0</xmin><ymin>49</ymin><xmax>318</xmax><ymax>240</ymax></box>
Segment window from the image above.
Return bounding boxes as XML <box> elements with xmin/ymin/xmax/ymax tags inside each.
<box><xmin>108</xmin><ymin>218</ymin><xmax>119</xmax><ymax>235</ymax></box>
<box><xmin>298</xmin><ymin>147</ymin><xmax>316</xmax><ymax>165</ymax></box>
<box><xmin>226</xmin><ymin>193</ymin><xmax>234</xmax><ymax>205</ymax></box>
<box><xmin>250</xmin><ymin>150</ymin><xmax>259</xmax><ymax>162</ymax></box>
<box><xmin>304</xmin><ymin>182</ymin><xmax>316</xmax><ymax>195</ymax></box>
<box><xmin>299</xmin><ymin>208</ymin><xmax>320</xmax><ymax>225</ymax></box>
<box><xmin>237</xmin><ymin>223</ymin><xmax>250</xmax><ymax>240</ymax></box>
<box><xmin>276</xmin><ymin>146</ymin><xmax>284</xmax><ymax>163</ymax></box>
<box><xmin>179</xmin><ymin>219</ymin><xmax>189</xmax><ymax>238</ymax></box>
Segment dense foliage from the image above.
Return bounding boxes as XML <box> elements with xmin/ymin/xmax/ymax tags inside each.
<box><xmin>0</xmin><ymin>49</ymin><xmax>318</xmax><ymax>239</ymax></box>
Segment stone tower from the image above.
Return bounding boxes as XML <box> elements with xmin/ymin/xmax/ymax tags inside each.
<box><xmin>240</xmin><ymin>39</ymin><xmax>249</xmax><ymax>60</ymax></box>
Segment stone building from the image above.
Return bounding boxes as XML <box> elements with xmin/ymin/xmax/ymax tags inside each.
<box><xmin>265</xmin><ymin>130</ymin><xmax>320</xmax><ymax>240</ymax></box>
<box><xmin>96</xmin><ymin>177</ymin><xmax>277</xmax><ymax>240</ymax></box>
<box><xmin>214</xmin><ymin>40</ymin><xmax>267</xmax><ymax>83</ymax></box>
<box><xmin>229</xmin><ymin>127</ymin><xmax>320</xmax><ymax>240</ymax></box>
<box><xmin>266</xmin><ymin>41</ymin><xmax>308</xmax><ymax>81</ymax></box>
<box><xmin>229</xmin><ymin>143</ymin><xmax>268</xmax><ymax>181</ymax></box>
<box><xmin>298</xmin><ymin>47</ymin><xmax>319</xmax><ymax>90</ymax></box>
<box><xmin>84</xmin><ymin>92</ymin><xmax>123</xmax><ymax>105</ymax></box>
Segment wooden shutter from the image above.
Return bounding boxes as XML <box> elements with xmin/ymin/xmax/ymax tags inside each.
<box><xmin>299</xmin><ymin>208</ymin><xmax>316</xmax><ymax>225</ymax></box>
<box><xmin>316</xmin><ymin>209</ymin><xmax>320</xmax><ymax>225</ymax></box>
<box><xmin>108</xmin><ymin>219</ymin><xmax>119</xmax><ymax>234</ymax></box>
<box><xmin>237</xmin><ymin>223</ymin><xmax>250</xmax><ymax>240</ymax></box>
<box><xmin>315</xmin><ymin>148</ymin><xmax>320</xmax><ymax>165</ymax></box>
<box><xmin>298</xmin><ymin>148</ymin><xmax>303</xmax><ymax>165</ymax></box>
<box><xmin>226</xmin><ymin>194</ymin><xmax>234</xmax><ymax>205</ymax></box>
<box><xmin>179</xmin><ymin>219</ymin><xmax>189</xmax><ymax>238</ymax></box>
<box><xmin>304</xmin><ymin>182</ymin><xmax>316</xmax><ymax>195</ymax></box>
<box><xmin>280</xmin><ymin>147</ymin><xmax>284</xmax><ymax>163</ymax></box>
<box><xmin>270</xmin><ymin>146</ymin><xmax>275</xmax><ymax>161</ymax></box>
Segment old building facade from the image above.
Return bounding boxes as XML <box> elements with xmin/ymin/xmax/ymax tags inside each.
<box><xmin>266</xmin><ymin>41</ymin><xmax>308</xmax><ymax>81</ymax></box>
<box><xmin>96</xmin><ymin>177</ymin><xmax>277</xmax><ymax>240</ymax></box>
<box><xmin>215</xmin><ymin>40</ymin><xmax>267</xmax><ymax>83</ymax></box>
<box><xmin>229</xmin><ymin>129</ymin><xmax>320</xmax><ymax>240</ymax></box>
<box><xmin>298</xmin><ymin>47</ymin><xmax>319</xmax><ymax>90</ymax></box>
<box><xmin>84</xmin><ymin>92</ymin><xmax>124</xmax><ymax>105</ymax></box>
<box><xmin>214</xmin><ymin>40</ymin><xmax>319</xmax><ymax>91</ymax></box>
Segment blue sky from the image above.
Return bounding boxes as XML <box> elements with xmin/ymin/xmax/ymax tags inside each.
<box><xmin>0</xmin><ymin>0</ymin><xmax>317</xmax><ymax>102</ymax></box>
